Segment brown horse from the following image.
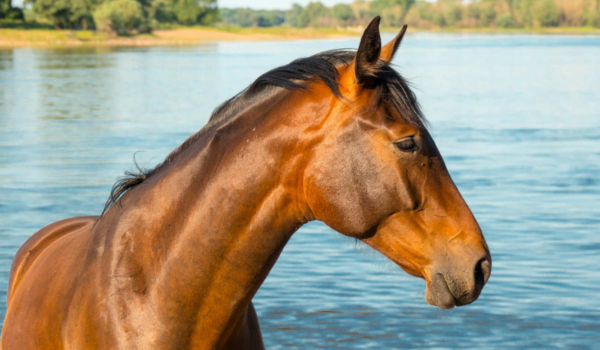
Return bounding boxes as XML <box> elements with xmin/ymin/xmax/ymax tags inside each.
<box><xmin>1</xmin><ymin>17</ymin><xmax>491</xmax><ymax>349</ymax></box>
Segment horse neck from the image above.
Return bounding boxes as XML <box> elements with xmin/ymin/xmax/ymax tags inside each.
<box><xmin>96</xmin><ymin>87</ymin><xmax>329</xmax><ymax>345</ymax></box>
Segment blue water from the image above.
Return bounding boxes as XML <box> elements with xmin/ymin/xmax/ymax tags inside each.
<box><xmin>1</xmin><ymin>34</ymin><xmax>599</xmax><ymax>348</ymax></box>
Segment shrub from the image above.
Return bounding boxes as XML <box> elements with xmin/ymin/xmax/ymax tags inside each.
<box><xmin>172</xmin><ymin>0</ymin><xmax>202</xmax><ymax>25</ymax></box>
<box><xmin>583</xmin><ymin>8</ymin><xmax>600</xmax><ymax>27</ymax></box>
<box><xmin>198</xmin><ymin>7</ymin><xmax>219</xmax><ymax>25</ymax></box>
<box><xmin>93</xmin><ymin>0</ymin><xmax>143</xmax><ymax>34</ymax></box>
<box><xmin>5</xmin><ymin>7</ymin><xmax>25</xmax><ymax>21</ymax></box>
<box><xmin>285</xmin><ymin>4</ymin><xmax>303</xmax><ymax>27</ymax></box>
<box><xmin>332</xmin><ymin>3</ymin><xmax>355</xmax><ymax>24</ymax></box>
<box><xmin>496</xmin><ymin>12</ymin><xmax>514</xmax><ymax>28</ymax></box>
<box><xmin>94</xmin><ymin>3</ymin><xmax>121</xmax><ymax>32</ymax></box>
<box><xmin>480</xmin><ymin>3</ymin><xmax>497</xmax><ymax>26</ymax></box>
<box><xmin>150</xmin><ymin>0</ymin><xmax>175</xmax><ymax>23</ymax></box>
<box><xmin>515</xmin><ymin>0</ymin><xmax>535</xmax><ymax>27</ymax></box>
<box><xmin>417</xmin><ymin>2</ymin><xmax>434</xmax><ymax>21</ymax></box>
<box><xmin>466</xmin><ymin>4</ymin><xmax>481</xmax><ymax>20</ymax></box>
<box><xmin>118</xmin><ymin>0</ymin><xmax>144</xmax><ymax>30</ymax></box>
<box><xmin>305</xmin><ymin>1</ymin><xmax>330</xmax><ymax>26</ymax></box>
<box><xmin>33</xmin><ymin>0</ymin><xmax>72</xmax><ymax>29</ymax></box>
<box><xmin>255</xmin><ymin>10</ymin><xmax>284</xmax><ymax>27</ymax></box>
<box><xmin>534</xmin><ymin>0</ymin><xmax>560</xmax><ymax>27</ymax></box>
<box><xmin>382</xmin><ymin>9</ymin><xmax>401</xmax><ymax>27</ymax></box>
<box><xmin>297</xmin><ymin>10</ymin><xmax>311</xmax><ymax>27</ymax></box>
<box><xmin>445</xmin><ymin>5</ymin><xmax>462</xmax><ymax>26</ymax></box>
<box><xmin>432</xmin><ymin>11</ymin><xmax>446</xmax><ymax>27</ymax></box>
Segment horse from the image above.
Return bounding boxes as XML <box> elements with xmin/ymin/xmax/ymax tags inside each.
<box><xmin>1</xmin><ymin>17</ymin><xmax>491</xmax><ymax>349</ymax></box>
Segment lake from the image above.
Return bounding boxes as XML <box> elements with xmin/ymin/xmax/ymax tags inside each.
<box><xmin>1</xmin><ymin>33</ymin><xmax>599</xmax><ymax>348</ymax></box>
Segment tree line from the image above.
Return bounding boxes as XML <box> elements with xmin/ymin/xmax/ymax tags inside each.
<box><xmin>221</xmin><ymin>0</ymin><xmax>600</xmax><ymax>29</ymax></box>
<box><xmin>3</xmin><ymin>0</ymin><xmax>217</xmax><ymax>32</ymax></box>
<box><xmin>2</xmin><ymin>0</ymin><xmax>599</xmax><ymax>33</ymax></box>
<box><xmin>1</xmin><ymin>0</ymin><xmax>24</xmax><ymax>20</ymax></box>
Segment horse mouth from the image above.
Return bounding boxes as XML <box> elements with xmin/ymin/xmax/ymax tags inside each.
<box><xmin>425</xmin><ymin>273</ymin><xmax>459</xmax><ymax>309</ymax></box>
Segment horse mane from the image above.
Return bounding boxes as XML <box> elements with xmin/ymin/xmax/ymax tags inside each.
<box><xmin>101</xmin><ymin>49</ymin><xmax>426</xmax><ymax>217</ymax></box>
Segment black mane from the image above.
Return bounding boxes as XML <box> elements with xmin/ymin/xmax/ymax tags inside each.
<box><xmin>101</xmin><ymin>49</ymin><xmax>425</xmax><ymax>216</ymax></box>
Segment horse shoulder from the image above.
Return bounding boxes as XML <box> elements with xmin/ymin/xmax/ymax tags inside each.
<box><xmin>7</xmin><ymin>216</ymin><xmax>98</xmax><ymax>303</ymax></box>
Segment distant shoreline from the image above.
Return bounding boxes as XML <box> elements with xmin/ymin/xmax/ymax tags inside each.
<box><xmin>0</xmin><ymin>27</ymin><xmax>357</xmax><ymax>48</ymax></box>
<box><xmin>1</xmin><ymin>26</ymin><xmax>599</xmax><ymax>48</ymax></box>
<box><xmin>407</xmin><ymin>26</ymin><xmax>600</xmax><ymax>36</ymax></box>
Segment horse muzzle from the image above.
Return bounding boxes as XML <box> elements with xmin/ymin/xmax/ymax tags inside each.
<box><xmin>425</xmin><ymin>257</ymin><xmax>491</xmax><ymax>309</ymax></box>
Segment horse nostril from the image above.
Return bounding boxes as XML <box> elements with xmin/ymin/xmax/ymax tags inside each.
<box><xmin>474</xmin><ymin>258</ymin><xmax>491</xmax><ymax>290</ymax></box>
<box><xmin>481</xmin><ymin>259</ymin><xmax>491</xmax><ymax>284</ymax></box>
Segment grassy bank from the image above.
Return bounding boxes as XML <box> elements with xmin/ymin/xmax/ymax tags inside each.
<box><xmin>0</xmin><ymin>26</ymin><xmax>359</xmax><ymax>48</ymax></box>
<box><xmin>1</xmin><ymin>25</ymin><xmax>599</xmax><ymax>48</ymax></box>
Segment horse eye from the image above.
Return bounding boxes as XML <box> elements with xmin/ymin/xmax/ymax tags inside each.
<box><xmin>394</xmin><ymin>138</ymin><xmax>417</xmax><ymax>152</ymax></box>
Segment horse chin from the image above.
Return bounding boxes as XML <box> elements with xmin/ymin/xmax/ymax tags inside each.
<box><xmin>425</xmin><ymin>273</ymin><xmax>458</xmax><ymax>309</ymax></box>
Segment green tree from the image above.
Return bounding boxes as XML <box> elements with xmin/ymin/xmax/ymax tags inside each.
<box><xmin>0</xmin><ymin>0</ymin><xmax>6</xmax><ymax>18</ymax></box>
<box><xmin>172</xmin><ymin>0</ymin><xmax>198</xmax><ymax>25</ymax></box>
<box><xmin>584</xmin><ymin>10</ymin><xmax>600</xmax><ymax>26</ymax></box>
<box><xmin>93</xmin><ymin>0</ymin><xmax>143</xmax><ymax>33</ymax></box>
<box><xmin>235</xmin><ymin>8</ymin><xmax>257</xmax><ymax>26</ymax></box>
<box><xmin>297</xmin><ymin>9</ymin><xmax>310</xmax><ymax>27</ymax></box>
<box><xmin>432</xmin><ymin>10</ymin><xmax>446</xmax><ymax>26</ymax></box>
<box><xmin>332</xmin><ymin>3</ymin><xmax>354</xmax><ymax>24</ymax></box>
<box><xmin>70</xmin><ymin>0</ymin><xmax>101</xmax><ymax>29</ymax></box>
<box><xmin>397</xmin><ymin>0</ymin><xmax>416</xmax><ymax>23</ymax></box>
<box><xmin>5</xmin><ymin>7</ymin><xmax>24</xmax><ymax>20</ymax></box>
<box><xmin>1</xmin><ymin>0</ymin><xmax>25</xmax><ymax>20</ymax></box>
<box><xmin>370</xmin><ymin>0</ymin><xmax>415</xmax><ymax>25</ymax></box>
<box><xmin>94</xmin><ymin>1</ymin><xmax>123</xmax><ymax>32</ymax></box>
<box><xmin>466</xmin><ymin>3</ymin><xmax>481</xmax><ymax>21</ymax></box>
<box><xmin>515</xmin><ymin>0</ymin><xmax>535</xmax><ymax>27</ymax></box>
<box><xmin>198</xmin><ymin>4</ymin><xmax>218</xmax><ymax>25</ymax></box>
<box><xmin>496</xmin><ymin>12</ymin><xmax>514</xmax><ymax>28</ymax></box>
<box><xmin>150</xmin><ymin>0</ymin><xmax>175</xmax><ymax>23</ymax></box>
<box><xmin>285</xmin><ymin>3</ymin><xmax>306</xmax><ymax>27</ymax></box>
<box><xmin>417</xmin><ymin>1</ymin><xmax>435</xmax><ymax>21</ymax></box>
<box><xmin>256</xmin><ymin>10</ymin><xmax>284</xmax><ymax>27</ymax></box>
<box><xmin>33</xmin><ymin>0</ymin><xmax>72</xmax><ymax>28</ymax></box>
<box><xmin>163</xmin><ymin>0</ymin><xmax>217</xmax><ymax>25</ymax></box>
<box><xmin>0</xmin><ymin>0</ymin><xmax>8</xmax><ymax>18</ymax></box>
<box><xmin>583</xmin><ymin>0</ymin><xmax>600</xmax><ymax>27</ymax></box>
<box><xmin>445</xmin><ymin>4</ymin><xmax>462</xmax><ymax>26</ymax></box>
<box><xmin>370</xmin><ymin>0</ymin><xmax>414</xmax><ymax>13</ymax></box>
<box><xmin>304</xmin><ymin>1</ymin><xmax>329</xmax><ymax>25</ymax></box>
<box><xmin>534</xmin><ymin>0</ymin><xmax>559</xmax><ymax>27</ymax></box>
<box><xmin>370</xmin><ymin>0</ymin><xmax>394</xmax><ymax>13</ymax></box>
<box><xmin>480</xmin><ymin>2</ymin><xmax>497</xmax><ymax>26</ymax></box>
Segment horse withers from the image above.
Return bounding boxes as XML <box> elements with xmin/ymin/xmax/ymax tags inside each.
<box><xmin>1</xmin><ymin>17</ymin><xmax>491</xmax><ymax>350</ymax></box>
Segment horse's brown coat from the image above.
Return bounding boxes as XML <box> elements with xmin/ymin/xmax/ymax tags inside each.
<box><xmin>1</xmin><ymin>18</ymin><xmax>491</xmax><ymax>349</ymax></box>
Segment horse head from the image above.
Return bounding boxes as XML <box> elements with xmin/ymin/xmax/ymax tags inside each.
<box><xmin>304</xmin><ymin>17</ymin><xmax>491</xmax><ymax>309</ymax></box>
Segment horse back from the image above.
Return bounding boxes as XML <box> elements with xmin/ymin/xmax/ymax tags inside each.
<box><xmin>6</xmin><ymin>216</ymin><xmax>98</xmax><ymax>304</ymax></box>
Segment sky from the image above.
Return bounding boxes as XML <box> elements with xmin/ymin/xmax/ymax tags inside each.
<box><xmin>219</xmin><ymin>0</ymin><xmax>355</xmax><ymax>10</ymax></box>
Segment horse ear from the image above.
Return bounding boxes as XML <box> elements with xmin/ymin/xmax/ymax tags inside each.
<box><xmin>354</xmin><ymin>16</ymin><xmax>382</xmax><ymax>84</ymax></box>
<box><xmin>380</xmin><ymin>24</ymin><xmax>407</xmax><ymax>63</ymax></box>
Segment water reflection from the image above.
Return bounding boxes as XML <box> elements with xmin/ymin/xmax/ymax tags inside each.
<box><xmin>0</xmin><ymin>50</ymin><xmax>13</xmax><ymax>71</ymax></box>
